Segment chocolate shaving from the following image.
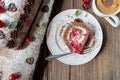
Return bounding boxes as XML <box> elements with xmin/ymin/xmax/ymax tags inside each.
<box><xmin>6</xmin><ymin>40</ymin><xmax>15</xmax><ymax>48</ymax></box>
<box><xmin>0</xmin><ymin>30</ymin><xmax>5</xmax><ymax>39</ymax></box>
<box><xmin>102</xmin><ymin>0</ymin><xmax>113</xmax><ymax>7</ymax></box>
<box><xmin>41</xmin><ymin>5</ymin><xmax>49</xmax><ymax>12</ymax></box>
<box><xmin>10</xmin><ymin>30</ymin><xmax>18</xmax><ymax>39</ymax></box>
<box><xmin>26</xmin><ymin>57</ymin><xmax>34</xmax><ymax>65</ymax></box>
<box><xmin>7</xmin><ymin>3</ymin><xmax>17</xmax><ymax>12</ymax></box>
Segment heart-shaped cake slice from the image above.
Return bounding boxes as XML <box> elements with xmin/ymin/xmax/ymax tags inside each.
<box><xmin>63</xmin><ymin>19</ymin><xmax>90</xmax><ymax>53</ymax></box>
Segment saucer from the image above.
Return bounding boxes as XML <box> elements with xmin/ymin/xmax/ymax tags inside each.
<box><xmin>46</xmin><ymin>9</ymin><xmax>103</xmax><ymax>65</ymax></box>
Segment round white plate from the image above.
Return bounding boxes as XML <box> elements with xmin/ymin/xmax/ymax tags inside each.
<box><xmin>46</xmin><ymin>9</ymin><xmax>103</xmax><ymax>65</ymax></box>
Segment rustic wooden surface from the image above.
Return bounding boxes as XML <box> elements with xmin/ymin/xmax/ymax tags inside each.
<box><xmin>33</xmin><ymin>0</ymin><xmax>120</xmax><ymax>80</ymax></box>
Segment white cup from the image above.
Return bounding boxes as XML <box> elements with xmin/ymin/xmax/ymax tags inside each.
<box><xmin>92</xmin><ymin>0</ymin><xmax>120</xmax><ymax>27</ymax></box>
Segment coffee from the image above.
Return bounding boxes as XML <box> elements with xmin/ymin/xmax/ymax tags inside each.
<box><xmin>96</xmin><ymin>0</ymin><xmax>120</xmax><ymax>14</ymax></box>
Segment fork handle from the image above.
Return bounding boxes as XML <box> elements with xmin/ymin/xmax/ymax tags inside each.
<box><xmin>45</xmin><ymin>53</ymin><xmax>71</xmax><ymax>61</ymax></box>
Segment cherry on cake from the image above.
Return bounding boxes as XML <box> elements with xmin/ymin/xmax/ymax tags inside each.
<box><xmin>63</xmin><ymin>19</ymin><xmax>90</xmax><ymax>53</ymax></box>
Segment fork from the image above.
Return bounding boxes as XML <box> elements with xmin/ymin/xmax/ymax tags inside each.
<box><xmin>45</xmin><ymin>48</ymin><xmax>91</xmax><ymax>61</ymax></box>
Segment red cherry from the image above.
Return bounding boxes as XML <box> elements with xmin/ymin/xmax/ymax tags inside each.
<box><xmin>74</xmin><ymin>18</ymin><xmax>81</xmax><ymax>23</ymax></box>
<box><xmin>82</xmin><ymin>3</ymin><xmax>89</xmax><ymax>9</ymax></box>
<box><xmin>25</xmin><ymin>37</ymin><xmax>31</xmax><ymax>43</ymax></box>
<box><xmin>70</xmin><ymin>41</ymin><xmax>76</xmax><ymax>48</ymax></box>
<box><xmin>9</xmin><ymin>74</ymin><xmax>17</xmax><ymax>80</ymax></box>
<box><xmin>83</xmin><ymin>34</ymin><xmax>89</xmax><ymax>38</ymax></box>
<box><xmin>70</xmin><ymin>30</ymin><xmax>78</xmax><ymax>38</ymax></box>
<box><xmin>0</xmin><ymin>6</ymin><xmax>4</xmax><ymax>13</ymax></box>
<box><xmin>71</xmin><ymin>48</ymin><xmax>78</xmax><ymax>53</ymax></box>
<box><xmin>70</xmin><ymin>41</ymin><xmax>81</xmax><ymax>53</ymax></box>
<box><xmin>76</xmin><ymin>43</ymin><xmax>82</xmax><ymax>51</ymax></box>
<box><xmin>83</xmin><ymin>0</ymin><xmax>90</xmax><ymax>3</ymax></box>
<box><xmin>0</xmin><ymin>20</ymin><xmax>4</xmax><ymax>28</ymax></box>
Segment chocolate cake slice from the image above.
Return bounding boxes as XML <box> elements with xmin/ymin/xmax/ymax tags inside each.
<box><xmin>63</xmin><ymin>20</ymin><xmax>90</xmax><ymax>53</ymax></box>
<box><xmin>0</xmin><ymin>0</ymin><xmax>42</xmax><ymax>49</ymax></box>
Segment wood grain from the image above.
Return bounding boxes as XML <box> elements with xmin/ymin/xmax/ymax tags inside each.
<box><xmin>35</xmin><ymin>0</ymin><xmax>120</xmax><ymax>80</ymax></box>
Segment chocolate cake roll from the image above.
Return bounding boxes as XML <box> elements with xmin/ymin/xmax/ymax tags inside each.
<box><xmin>63</xmin><ymin>20</ymin><xmax>90</xmax><ymax>53</ymax></box>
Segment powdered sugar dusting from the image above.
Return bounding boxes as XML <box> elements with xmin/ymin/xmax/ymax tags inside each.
<box><xmin>0</xmin><ymin>0</ymin><xmax>54</xmax><ymax>80</ymax></box>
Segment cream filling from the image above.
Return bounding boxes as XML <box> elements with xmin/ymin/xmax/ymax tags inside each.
<box><xmin>67</xmin><ymin>26</ymin><xmax>87</xmax><ymax>43</ymax></box>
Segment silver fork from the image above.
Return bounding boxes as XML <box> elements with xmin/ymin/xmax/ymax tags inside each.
<box><xmin>45</xmin><ymin>48</ymin><xmax>91</xmax><ymax>61</ymax></box>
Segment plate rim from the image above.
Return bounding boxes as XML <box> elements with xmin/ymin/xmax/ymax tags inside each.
<box><xmin>46</xmin><ymin>9</ymin><xmax>103</xmax><ymax>65</ymax></box>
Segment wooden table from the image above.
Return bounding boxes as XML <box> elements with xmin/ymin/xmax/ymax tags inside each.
<box><xmin>33</xmin><ymin>0</ymin><xmax>120</xmax><ymax>80</ymax></box>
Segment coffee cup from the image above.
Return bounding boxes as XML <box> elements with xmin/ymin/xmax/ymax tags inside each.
<box><xmin>92</xmin><ymin>0</ymin><xmax>120</xmax><ymax>27</ymax></box>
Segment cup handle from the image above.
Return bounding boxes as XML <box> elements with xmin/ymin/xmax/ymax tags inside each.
<box><xmin>105</xmin><ymin>15</ymin><xmax>120</xmax><ymax>27</ymax></box>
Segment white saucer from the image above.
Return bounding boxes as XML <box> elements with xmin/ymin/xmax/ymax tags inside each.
<box><xmin>46</xmin><ymin>9</ymin><xmax>103</xmax><ymax>65</ymax></box>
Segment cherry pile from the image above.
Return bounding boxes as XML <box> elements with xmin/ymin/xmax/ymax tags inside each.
<box><xmin>82</xmin><ymin>0</ymin><xmax>90</xmax><ymax>9</ymax></box>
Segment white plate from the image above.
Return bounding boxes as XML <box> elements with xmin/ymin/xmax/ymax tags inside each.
<box><xmin>46</xmin><ymin>9</ymin><xmax>103</xmax><ymax>65</ymax></box>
